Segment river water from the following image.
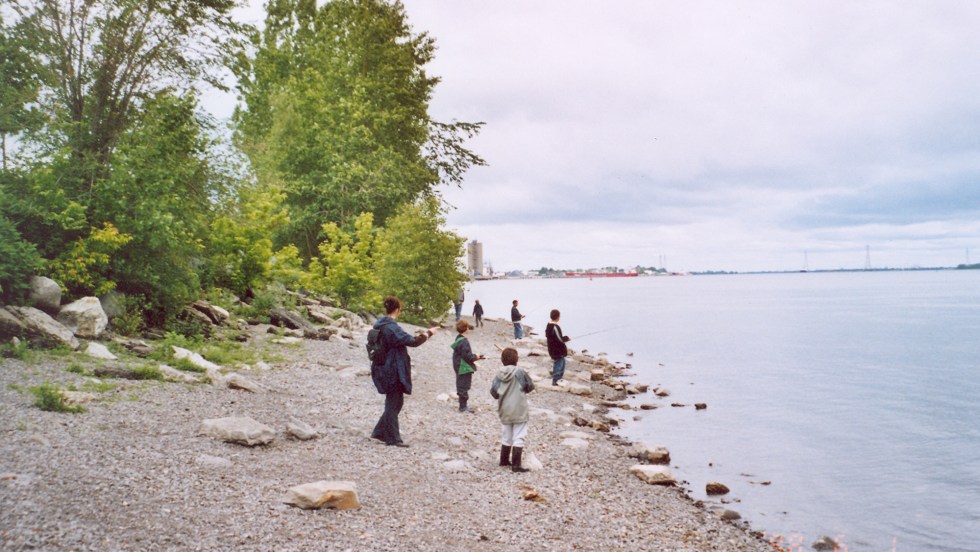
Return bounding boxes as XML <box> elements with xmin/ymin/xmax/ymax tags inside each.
<box><xmin>466</xmin><ymin>270</ymin><xmax>980</xmax><ymax>551</ymax></box>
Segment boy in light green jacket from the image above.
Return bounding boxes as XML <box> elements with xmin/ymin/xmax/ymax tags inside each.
<box><xmin>490</xmin><ymin>347</ymin><xmax>535</xmax><ymax>472</ymax></box>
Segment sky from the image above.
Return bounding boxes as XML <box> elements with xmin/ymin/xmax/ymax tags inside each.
<box><xmin>220</xmin><ymin>1</ymin><xmax>980</xmax><ymax>273</ymax></box>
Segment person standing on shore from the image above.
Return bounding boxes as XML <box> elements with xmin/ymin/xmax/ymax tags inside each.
<box><xmin>450</xmin><ymin>319</ymin><xmax>484</xmax><ymax>413</ymax></box>
<box><xmin>545</xmin><ymin>309</ymin><xmax>571</xmax><ymax>386</ymax></box>
<box><xmin>510</xmin><ymin>299</ymin><xmax>525</xmax><ymax>339</ymax></box>
<box><xmin>472</xmin><ymin>299</ymin><xmax>484</xmax><ymax>328</ymax></box>
<box><xmin>371</xmin><ymin>296</ymin><xmax>440</xmax><ymax>447</ymax></box>
<box><xmin>490</xmin><ymin>347</ymin><xmax>535</xmax><ymax>472</ymax></box>
<box><xmin>453</xmin><ymin>288</ymin><xmax>465</xmax><ymax>321</ymax></box>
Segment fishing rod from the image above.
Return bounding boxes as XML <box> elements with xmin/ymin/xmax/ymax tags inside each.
<box><xmin>573</xmin><ymin>324</ymin><xmax>629</xmax><ymax>340</ymax></box>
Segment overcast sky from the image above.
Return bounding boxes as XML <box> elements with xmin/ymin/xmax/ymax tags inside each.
<box><xmin>224</xmin><ymin>1</ymin><xmax>980</xmax><ymax>272</ymax></box>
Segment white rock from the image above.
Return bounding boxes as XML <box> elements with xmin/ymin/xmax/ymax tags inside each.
<box><xmin>654</xmin><ymin>387</ymin><xmax>671</xmax><ymax>397</ymax></box>
<box><xmin>559</xmin><ymin>430</ymin><xmax>594</xmax><ymax>440</ymax></box>
<box><xmin>272</xmin><ymin>336</ymin><xmax>303</xmax><ymax>344</ymax></box>
<box><xmin>27</xmin><ymin>276</ymin><xmax>62</xmax><ymax>315</ymax></box>
<box><xmin>57</xmin><ymin>297</ymin><xmax>108</xmax><ymax>338</ymax></box>
<box><xmin>225</xmin><ymin>373</ymin><xmax>264</xmax><ymax>393</ymax></box>
<box><xmin>255</xmin><ymin>361</ymin><xmax>272</xmax><ymax>371</ymax></box>
<box><xmin>284</xmin><ymin>480</ymin><xmax>360</xmax><ymax>510</ymax></box>
<box><xmin>3</xmin><ymin>306</ymin><xmax>79</xmax><ymax>350</ymax></box>
<box><xmin>195</xmin><ymin>454</ymin><xmax>233</xmax><ymax>468</ymax></box>
<box><xmin>442</xmin><ymin>460</ymin><xmax>474</xmax><ymax>473</ymax></box>
<box><xmin>172</xmin><ymin>346</ymin><xmax>220</xmax><ymax>370</ymax></box>
<box><xmin>581</xmin><ymin>402</ymin><xmax>597</xmax><ymax>413</ymax></box>
<box><xmin>627</xmin><ymin>442</ymin><xmax>671</xmax><ymax>465</ymax></box>
<box><xmin>199</xmin><ymin>417</ymin><xmax>275</xmax><ymax>446</ymax></box>
<box><xmin>430</xmin><ymin>452</ymin><xmax>451</xmax><ymax>461</ymax></box>
<box><xmin>629</xmin><ymin>465</ymin><xmax>676</xmax><ymax>485</ymax></box>
<box><xmin>435</xmin><ymin>393</ymin><xmax>450</xmax><ymax>402</ymax></box>
<box><xmin>567</xmin><ymin>383</ymin><xmax>592</xmax><ymax>396</ymax></box>
<box><xmin>83</xmin><ymin>342</ymin><xmax>117</xmax><ymax>360</ymax></box>
<box><xmin>158</xmin><ymin>364</ymin><xmax>202</xmax><ymax>383</ymax></box>
<box><xmin>286</xmin><ymin>418</ymin><xmax>318</xmax><ymax>440</ymax></box>
<box><xmin>560</xmin><ymin>437</ymin><xmax>590</xmax><ymax>450</ymax></box>
<box><xmin>523</xmin><ymin>451</ymin><xmax>544</xmax><ymax>471</ymax></box>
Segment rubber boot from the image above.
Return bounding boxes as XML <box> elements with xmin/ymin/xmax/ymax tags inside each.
<box><xmin>499</xmin><ymin>445</ymin><xmax>512</xmax><ymax>466</ymax></box>
<box><xmin>511</xmin><ymin>447</ymin><xmax>529</xmax><ymax>473</ymax></box>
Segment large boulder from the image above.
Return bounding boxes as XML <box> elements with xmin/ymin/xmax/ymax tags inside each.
<box><xmin>57</xmin><ymin>297</ymin><xmax>108</xmax><ymax>338</ymax></box>
<box><xmin>283</xmin><ymin>480</ymin><xmax>360</xmax><ymax>510</ymax></box>
<box><xmin>199</xmin><ymin>417</ymin><xmax>275</xmax><ymax>446</ymax></box>
<box><xmin>269</xmin><ymin>308</ymin><xmax>317</xmax><ymax>332</ymax></box>
<box><xmin>1</xmin><ymin>306</ymin><xmax>80</xmax><ymax>349</ymax></box>
<box><xmin>27</xmin><ymin>276</ymin><xmax>62</xmax><ymax>315</ymax></box>
<box><xmin>629</xmin><ymin>465</ymin><xmax>676</xmax><ymax>486</ymax></box>
<box><xmin>627</xmin><ymin>442</ymin><xmax>671</xmax><ymax>465</ymax></box>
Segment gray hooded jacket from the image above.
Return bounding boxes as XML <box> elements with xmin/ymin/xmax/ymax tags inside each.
<box><xmin>490</xmin><ymin>365</ymin><xmax>535</xmax><ymax>424</ymax></box>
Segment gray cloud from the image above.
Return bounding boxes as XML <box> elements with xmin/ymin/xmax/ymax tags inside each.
<box><xmin>222</xmin><ymin>0</ymin><xmax>980</xmax><ymax>271</ymax></box>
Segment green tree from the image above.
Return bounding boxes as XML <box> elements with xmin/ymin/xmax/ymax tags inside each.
<box><xmin>376</xmin><ymin>198</ymin><xmax>467</xmax><ymax>323</ymax></box>
<box><xmin>0</xmin><ymin>214</ymin><xmax>42</xmax><ymax>305</ymax></box>
<box><xmin>0</xmin><ymin>14</ymin><xmax>45</xmax><ymax>170</ymax></box>
<box><xmin>308</xmin><ymin>212</ymin><xmax>381</xmax><ymax>311</ymax></box>
<box><xmin>235</xmin><ymin>0</ymin><xmax>484</xmax><ymax>258</ymax></box>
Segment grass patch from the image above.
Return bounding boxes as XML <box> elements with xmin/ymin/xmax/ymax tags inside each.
<box><xmin>198</xmin><ymin>340</ymin><xmax>258</xmax><ymax>367</ymax></box>
<box><xmin>0</xmin><ymin>339</ymin><xmax>31</xmax><ymax>361</ymax></box>
<box><xmin>66</xmin><ymin>362</ymin><xmax>89</xmax><ymax>374</ymax></box>
<box><xmin>29</xmin><ymin>383</ymin><xmax>84</xmax><ymax>413</ymax></box>
<box><xmin>131</xmin><ymin>365</ymin><xmax>165</xmax><ymax>381</ymax></box>
<box><xmin>80</xmin><ymin>380</ymin><xmax>117</xmax><ymax>393</ymax></box>
<box><xmin>170</xmin><ymin>357</ymin><xmax>205</xmax><ymax>373</ymax></box>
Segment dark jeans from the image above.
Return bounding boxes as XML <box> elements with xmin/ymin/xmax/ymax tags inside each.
<box><xmin>474</xmin><ymin>314</ymin><xmax>483</xmax><ymax>327</ymax></box>
<box><xmin>456</xmin><ymin>372</ymin><xmax>472</xmax><ymax>409</ymax></box>
<box><xmin>372</xmin><ymin>390</ymin><xmax>405</xmax><ymax>444</ymax></box>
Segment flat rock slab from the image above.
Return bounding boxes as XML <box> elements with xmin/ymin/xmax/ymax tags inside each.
<box><xmin>199</xmin><ymin>417</ymin><xmax>275</xmax><ymax>446</ymax></box>
<box><xmin>629</xmin><ymin>465</ymin><xmax>677</xmax><ymax>486</ymax></box>
<box><xmin>284</xmin><ymin>480</ymin><xmax>360</xmax><ymax>510</ymax></box>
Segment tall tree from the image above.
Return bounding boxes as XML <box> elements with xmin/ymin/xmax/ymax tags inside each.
<box><xmin>376</xmin><ymin>197</ymin><xmax>467</xmax><ymax>323</ymax></box>
<box><xmin>9</xmin><ymin>0</ymin><xmax>245</xmax><ymax>187</ymax></box>
<box><xmin>235</xmin><ymin>0</ymin><xmax>484</xmax><ymax>258</ymax></box>
<box><xmin>0</xmin><ymin>14</ymin><xmax>44</xmax><ymax>170</ymax></box>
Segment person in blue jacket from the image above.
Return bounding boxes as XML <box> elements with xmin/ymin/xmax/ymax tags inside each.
<box><xmin>370</xmin><ymin>296</ymin><xmax>440</xmax><ymax>447</ymax></box>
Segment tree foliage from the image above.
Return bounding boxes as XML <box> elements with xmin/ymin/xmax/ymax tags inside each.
<box><xmin>0</xmin><ymin>213</ymin><xmax>42</xmax><ymax>304</ymax></box>
<box><xmin>0</xmin><ymin>14</ymin><xmax>45</xmax><ymax>169</ymax></box>
<box><xmin>377</xmin><ymin>198</ymin><xmax>467</xmax><ymax>323</ymax></box>
<box><xmin>308</xmin><ymin>212</ymin><xmax>381</xmax><ymax>311</ymax></box>
<box><xmin>235</xmin><ymin>0</ymin><xmax>484</xmax><ymax>258</ymax></box>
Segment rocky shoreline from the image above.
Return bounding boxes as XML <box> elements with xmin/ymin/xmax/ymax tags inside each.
<box><xmin>1</xmin><ymin>309</ymin><xmax>772</xmax><ymax>551</ymax></box>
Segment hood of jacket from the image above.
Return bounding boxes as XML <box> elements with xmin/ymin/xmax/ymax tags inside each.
<box><xmin>496</xmin><ymin>365</ymin><xmax>518</xmax><ymax>382</ymax></box>
<box><xmin>374</xmin><ymin>316</ymin><xmax>396</xmax><ymax>331</ymax></box>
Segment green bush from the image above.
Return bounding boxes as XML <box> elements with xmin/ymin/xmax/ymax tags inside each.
<box><xmin>131</xmin><ymin>365</ymin><xmax>164</xmax><ymax>380</ymax></box>
<box><xmin>0</xmin><ymin>339</ymin><xmax>31</xmax><ymax>360</ymax></box>
<box><xmin>0</xmin><ymin>215</ymin><xmax>42</xmax><ymax>305</ymax></box>
<box><xmin>29</xmin><ymin>383</ymin><xmax>84</xmax><ymax>413</ymax></box>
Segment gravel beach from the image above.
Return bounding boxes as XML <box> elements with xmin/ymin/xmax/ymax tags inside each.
<box><xmin>1</xmin><ymin>314</ymin><xmax>772</xmax><ymax>551</ymax></box>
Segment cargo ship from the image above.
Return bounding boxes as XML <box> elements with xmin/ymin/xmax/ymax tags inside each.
<box><xmin>564</xmin><ymin>272</ymin><xmax>639</xmax><ymax>278</ymax></box>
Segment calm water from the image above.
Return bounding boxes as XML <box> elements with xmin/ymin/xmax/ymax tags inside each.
<box><xmin>467</xmin><ymin>271</ymin><xmax>980</xmax><ymax>551</ymax></box>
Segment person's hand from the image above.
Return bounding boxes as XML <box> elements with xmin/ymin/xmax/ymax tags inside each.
<box><xmin>427</xmin><ymin>326</ymin><xmax>440</xmax><ymax>334</ymax></box>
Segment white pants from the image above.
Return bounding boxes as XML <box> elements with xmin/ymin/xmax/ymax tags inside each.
<box><xmin>500</xmin><ymin>422</ymin><xmax>528</xmax><ymax>447</ymax></box>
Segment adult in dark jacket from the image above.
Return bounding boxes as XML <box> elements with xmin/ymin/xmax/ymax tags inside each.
<box><xmin>510</xmin><ymin>299</ymin><xmax>525</xmax><ymax>339</ymax></box>
<box><xmin>472</xmin><ymin>299</ymin><xmax>484</xmax><ymax>327</ymax></box>
<box><xmin>371</xmin><ymin>296</ymin><xmax>440</xmax><ymax>447</ymax></box>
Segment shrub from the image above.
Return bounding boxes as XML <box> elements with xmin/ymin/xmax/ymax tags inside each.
<box><xmin>0</xmin><ymin>339</ymin><xmax>31</xmax><ymax>360</ymax></box>
<box><xmin>0</xmin><ymin>215</ymin><xmax>42</xmax><ymax>305</ymax></box>
<box><xmin>131</xmin><ymin>365</ymin><xmax>164</xmax><ymax>380</ymax></box>
<box><xmin>29</xmin><ymin>383</ymin><xmax>84</xmax><ymax>413</ymax></box>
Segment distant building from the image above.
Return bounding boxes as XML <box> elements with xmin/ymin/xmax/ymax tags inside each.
<box><xmin>467</xmin><ymin>240</ymin><xmax>485</xmax><ymax>277</ymax></box>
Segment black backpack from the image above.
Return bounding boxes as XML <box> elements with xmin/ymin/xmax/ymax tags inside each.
<box><xmin>366</xmin><ymin>327</ymin><xmax>385</xmax><ymax>366</ymax></box>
